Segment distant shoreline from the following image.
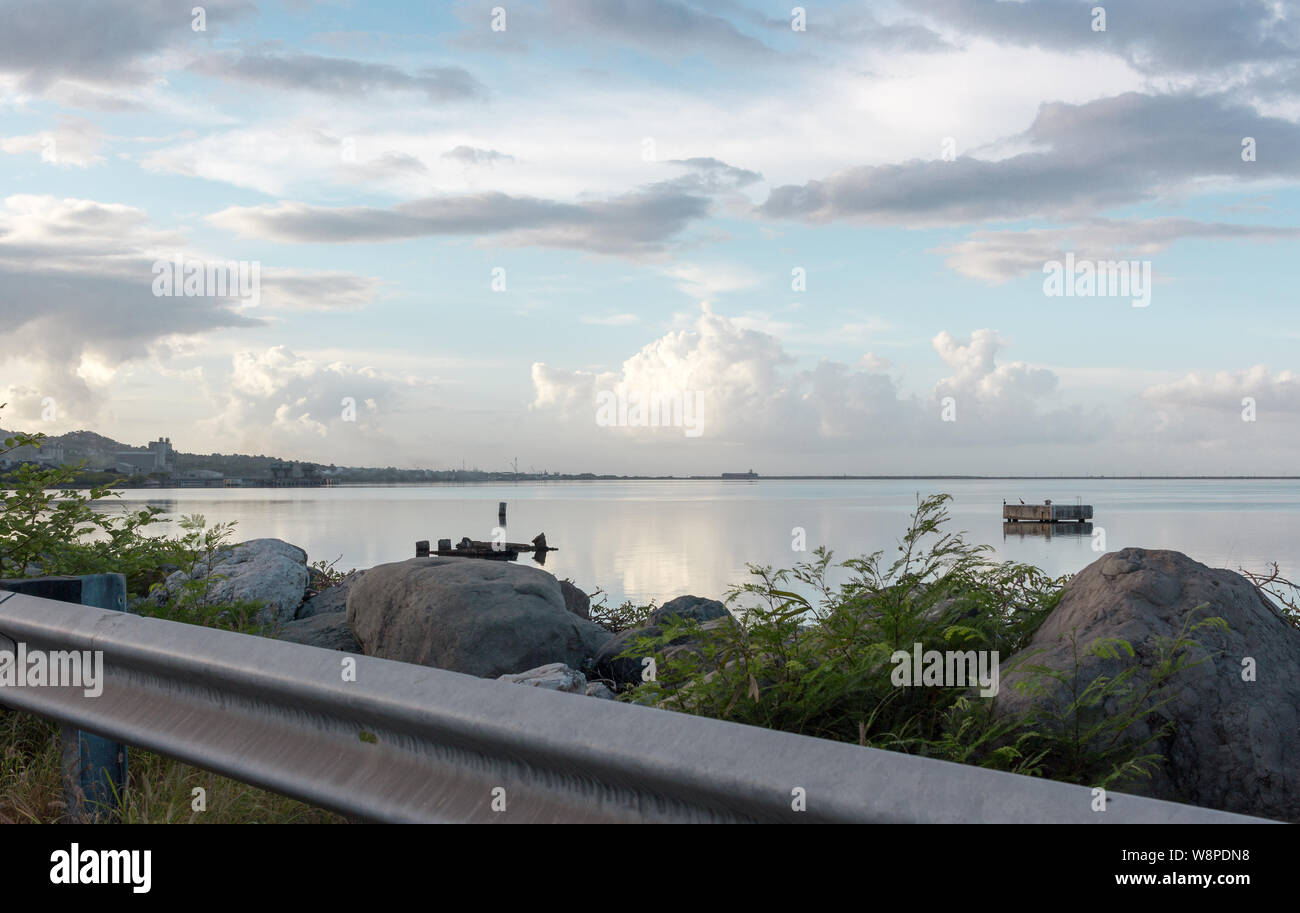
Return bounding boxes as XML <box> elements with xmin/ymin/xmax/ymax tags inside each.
<box><xmin>135</xmin><ymin>474</ymin><xmax>1300</xmax><ymax>487</ymax></box>
<box><xmin>31</xmin><ymin>474</ymin><xmax>1300</xmax><ymax>491</ymax></box>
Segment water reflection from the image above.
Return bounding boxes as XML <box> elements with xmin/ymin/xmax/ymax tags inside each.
<box><xmin>1003</xmin><ymin>521</ymin><xmax>1093</xmax><ymax>538</ymax></box>
<box><xmin>87</xmin><ymin>480</ymin><xmax>1300</xmax><ymax>607</ymax></box>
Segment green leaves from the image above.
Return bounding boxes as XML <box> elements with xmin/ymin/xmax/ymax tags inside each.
<box><xmin>0</xmin><ymin>407</ymin><xmax>267</xmax><ymax>634</ymax></box>
<box><xmin>617</xmin><ymin>491</ymin><xmax>1202</xmax><ymax>792</ymax></box>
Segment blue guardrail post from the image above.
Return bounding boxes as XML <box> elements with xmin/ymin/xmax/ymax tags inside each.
<box><xmin>0</xmin><ymin>573</ymin><xmax>128</xmax><ymax>821</ymax></box>
<box><xmin>65</xmin><ymin>573</ymin><xmax>129</xmax><ymax>821</ymax></box>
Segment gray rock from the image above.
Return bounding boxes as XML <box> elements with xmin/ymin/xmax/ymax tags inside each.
<box><xmin>347</xmin><ymin>557</ymin><xmax>613</xmax><ymax>678</ymax></box>
<box><xmin>297</xmin><ymin>570</ymin><xmax>366</xmax><ymax>619</ymax></box>
<box><xmin>649</xmin><ymin>595</ymin><xmax>729</xmax><ymax>626</ymax></box>
<box><xmin>594</xmin><ymin>627</ymin><xmax>659</xmax><ymax>685</ymax></box>
<box><xmin>277</xmin><ymin>612</ymin><xmax>361</xmax><ymax>653</ymax></box>
<box><xmin>585</xmin><ymin>681</ymin><xmax>617</xmax><ymax>700</ymax></box>
<box><xmin>559</xmin><ymin>580</ymin><xmax>591</xmax><ymax>619</ymax></box>
<box><xmin>497</xmin><ymin>662</ymin><xmax>587</xmax><ymax>693</ymax></box>
<box><xmin>595</xmin><ymin>612</ymin><xmax>734</xmax><ymax>686</ymax></box>
<box><xmin>161</xmin><ymin>538</ymin><xmax>308</xmax><ymax>625</ymax></box>
<box><xmin>995</xmin><ymin>548</ymin><xmax>1300</xmax><ymax>822</ymax></box>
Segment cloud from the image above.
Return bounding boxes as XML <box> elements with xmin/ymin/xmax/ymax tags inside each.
<box><xmin>209</xmin><ymin>191</ymin><xmax>707</xmax><ymax>256</ymax></box>
<box><xmin>1144</xmin><ymin>365</ymin><xmax>1300</xmax><ymax>412</ymax></box>
<box><xmin>442</xmin><ymin>145</ymin><xmax>515</xmax><ymax>165</ymax></box>
<box><xmin>0</xmin><ymin>116</ymin><xmax>106</xmax><ymax>167</ymax></box>
<box><xmin>664</xmin><ymin>262</ymin><xmax>759</xmax><ymax>299</ymax></box>
<box><xmin>199</xmin><ymin>345</ymin><xmax>427</xmax><ymax>460</ymax></box>
<box><xmin>0</xmin><ymin>0</ymin><xmax>255</xmax><ymax>103</ymax></box>
<box><xmin>139</xmin><ymin>124</ymin><xmax>438</xmax><ymax>197</ymax></box>
<box><xmin>1123</xmin><ymin>365</ymin><xmax>1300</xmax><ymax>456</ymax></box>
<box><xmin>930</xmin><ymin>329</ymin><xmax>1088</xmax><ymax>444</ymax></box>
<box><xmin>530</xmin><ymin>305</ymin><xmax>1088</xmax><ymax>451</ymax></box>
<box><xmin>934</xmin><ymin>218</ymin><xmax>1300</xmax><ymax>283</ymax></box>
<box><xmin>761</xmin><ymin>93</ymin><xmax>1300</xmax><ymax>227</ymax></box>
<box><xmin>547</xmin><ymin>0</ymin><xmax>773</xmax><ymax>57</ymax></box>
<box><xmin>899</xmin><ymin>0</ymin><xmax>1300</xmax><ymax>76</ymax></box>
<box><xmin>257</xmin><ymin>270</ymin><xmax>384</xmax><ymax>310</ymax></box>
<box><xmin>0</xmin><ymin>195</ymin><xmax>379</xmax><ymax>421</ymax></box>
<box><xmin>207</xmin><ymin>157</ymin><xmax>760</xmax><ymax>256</ymax></box>
<box><xmin>659</xmin><ymin>156</ymin><xmax>762</xmax><ymax>192</ymax></box>
<box><xmin>190</xmin><ymin>51</ymin><xmax>484</xmax><ymax>102</ymax></box>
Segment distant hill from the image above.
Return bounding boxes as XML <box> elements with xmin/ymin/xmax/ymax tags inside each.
<box><xmin>0</xmin><ymin>426</ymin><xmax>650</xmax><ymax>483</ymax></box>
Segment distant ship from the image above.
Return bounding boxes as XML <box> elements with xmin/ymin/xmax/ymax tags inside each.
<box><xmin>721</xmin><ymin>469</ymin><xmax>759</xmax><ymax>480</ymax></box>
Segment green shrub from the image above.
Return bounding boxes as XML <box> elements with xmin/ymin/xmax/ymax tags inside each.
<box><xmin>621</xmin><ymin>493</ymin><xmax>1222</xmax><ymax>792</ymax></box>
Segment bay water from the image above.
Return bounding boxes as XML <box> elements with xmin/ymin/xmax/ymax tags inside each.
<box><xmin>95</xmin><ymin>479</ymin><xmax>1300</xmax><ymax>609</ymax></box>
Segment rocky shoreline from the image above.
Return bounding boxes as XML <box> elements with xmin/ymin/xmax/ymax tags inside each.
<box><xmin>155</xmin><ymin>538</ymin><xmax>1300</xmax><ymax>822</ymax></box>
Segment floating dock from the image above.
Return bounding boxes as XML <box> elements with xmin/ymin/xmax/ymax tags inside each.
<box><xmin>1002</xmin><ymin>499</ymin><xmax>1093</xmax><ymax>523</ymax></box>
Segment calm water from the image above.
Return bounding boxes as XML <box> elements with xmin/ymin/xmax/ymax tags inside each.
<box><xmin>94</xmin><ymin>480</ymin><xmax>1300</xmax><ymax>607</ymax></box>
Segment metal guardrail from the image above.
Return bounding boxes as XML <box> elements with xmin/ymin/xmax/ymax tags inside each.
<box><xmin>0</xmin><ymin>588</ymin><xmax>1275</xmax><ymax>823</ymax></box>
<box><xmin>0</xmin><ymin>575</ymin><xmax>128</xmax><ymax>820</ymax></box>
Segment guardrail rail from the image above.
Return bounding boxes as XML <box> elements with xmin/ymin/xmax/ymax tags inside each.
<box><xmin>0</xmin><ymin>585</ymin><xmax>1274</xmax><ymax>823</ymax></box>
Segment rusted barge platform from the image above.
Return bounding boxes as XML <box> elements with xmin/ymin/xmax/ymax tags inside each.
<box><xmin>1002</xmin><ymin>499</ymin><xmax>1093</xmax><ymax>523</ymax></box>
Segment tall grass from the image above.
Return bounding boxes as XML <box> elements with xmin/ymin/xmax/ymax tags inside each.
<box><xmin>0</xmin><ymin>710</ymin><xmax>343</xmax><ymax>823</ymax></box>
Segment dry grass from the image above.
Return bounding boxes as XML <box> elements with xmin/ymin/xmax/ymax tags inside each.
<box><xmin>0</xmin><ymin>709</ymin><xmax>345</xmax><ymax>824</ymax></box>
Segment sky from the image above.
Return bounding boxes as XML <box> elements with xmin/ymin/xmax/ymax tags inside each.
<box><xmin>1</xmin><ymin>0</ymin><xmax>1299</xmax><ymax>475</ymax></box>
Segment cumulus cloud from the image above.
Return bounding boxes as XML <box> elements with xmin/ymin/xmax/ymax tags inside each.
<box><xmin>1144</xmin><ymin>365</ymin><xmax>1300</xmax><ymax>412</ymax></box>
<box><xmin>0</xmin><ymin>194</ymin><xmax>380</xmax><ymax>422</ymax></box>
<box><xmin>929</xmin><ymin>329</ymin><xmax>1098</xmax><ymax>444</ymax></box>
<box><xmin>530</xmin><ymin>305</ymin><xmax>1089</xmax><ymax>453</ymax></box>
<box><xmin>199</xmin><ymin>345</ymin><xmax>428</xmax><ymax>460</ymax></box>
<box><xmin>1114</xmin><ymin>366</ymin><xmax>1300</xmax><ymax>460</ymax></box>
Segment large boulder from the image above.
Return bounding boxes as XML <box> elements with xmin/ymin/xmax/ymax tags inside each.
<box><xmin>277</xmin><ymin>612</ymin><xmax>361</xmax><ymax>653</ymax></box>
<box><xmin>297</xmin><ymin>570</ymin><xmax>366</xmax><ymax>619</ymax></box>
<box><xmin>346</xmin><ymin>557</ymin><xmax>613</xmax><ymax>678</ymax></box>
<box><xmin>161</xmin><ymin>538</ymin><xmax>308</xmax><ymax>625</ymax></box>
<box><xmin>995</xmin><ymin>548</ymin><xmax>1300</xmax><ymax>821</ymax></box>
<box><xmin>650</xmin><ymin>595</ymin><xmax>728</xmax><ymax>626</ymax></box>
